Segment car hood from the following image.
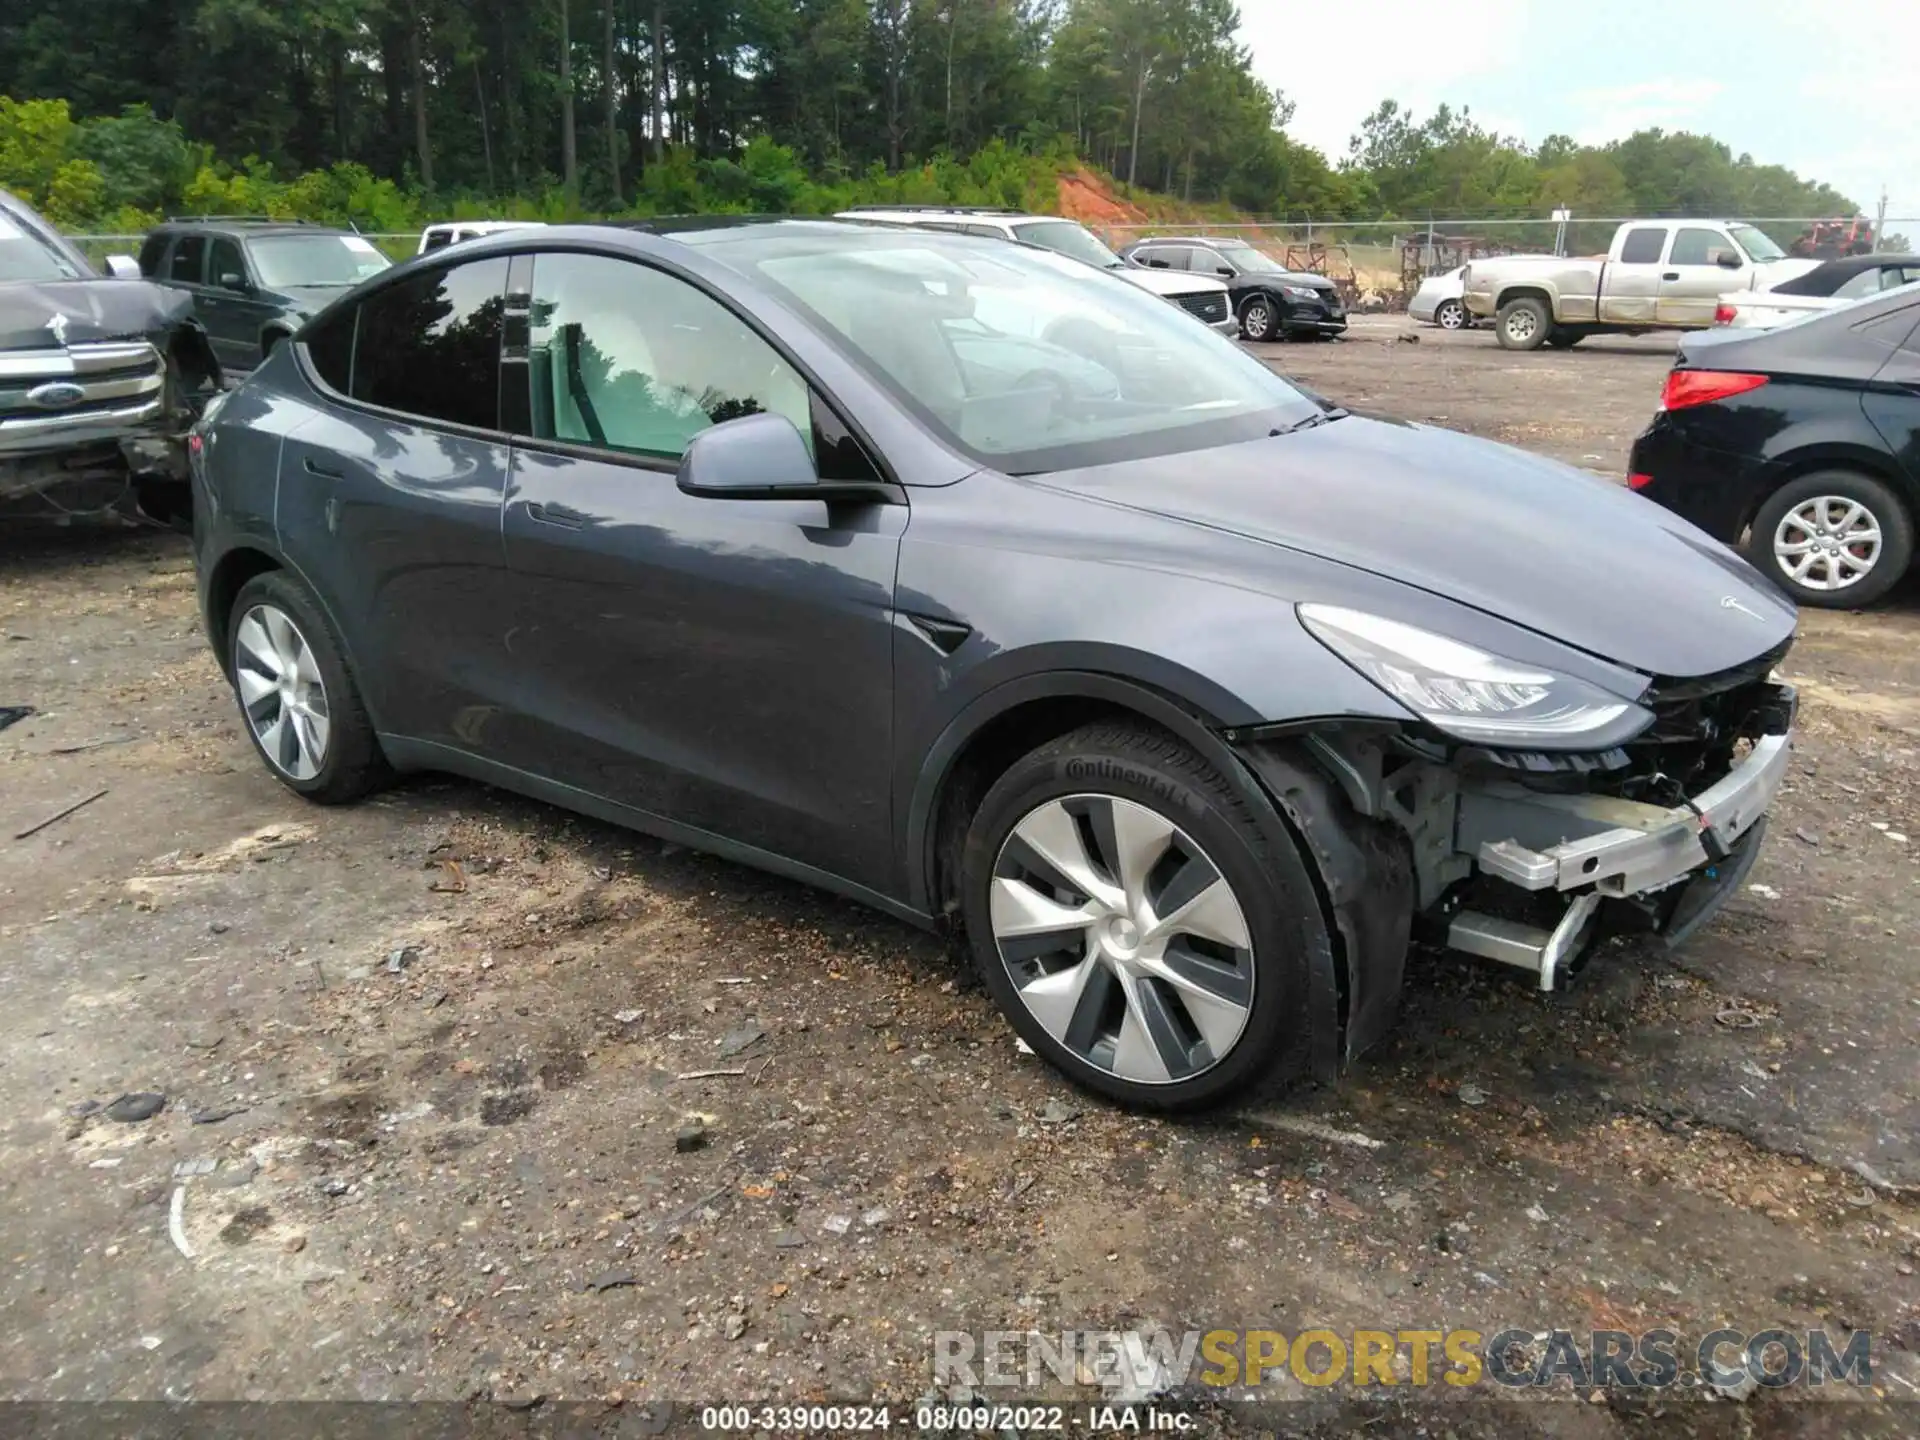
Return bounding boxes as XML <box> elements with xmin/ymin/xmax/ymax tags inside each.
<box><xmin>1120</xmin><ymin>268</ymin><xmax>1228</xmax><ymax>299</ymax></box>
<box><xmin>1031</xmin><ymin>416</ymin><xmax>1796</xmax><ymax>680</ymax></box>
<box><xmin>0</xmin><ymin>278</ymin><xmax>192</xmax><ymax>350</ymax></box>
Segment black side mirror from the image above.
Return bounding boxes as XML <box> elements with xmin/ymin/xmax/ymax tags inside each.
<box><xmin>676</xmin><ymin>412</ymin><xmax>891</xmax><ymax>504</ymax></box>
<box><xmin>1216</xmin><ymin>266</ymin><xmax>1234</xmax><ymax>278</ymax></box>
<box><xmin>1714</xmin><ymin>250</ymin><xmax>1742</xmax><ymax>269</ymax></box>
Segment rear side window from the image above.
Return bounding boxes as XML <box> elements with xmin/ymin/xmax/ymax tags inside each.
<box><xmin>302</xmin><ymin>305</ymin><xmax>356</xmax><ymax>393</ymax></box>
<box><xmin>169</xmin><ymin>234</ymin><xmax>206</xmax><ymax>283</ymax></box>
<box><xmin>350</xmin><ymin>257</ymin><xmax>509</xmax><ymax>430</ymax></box>
<box><xmin>422</xmin><ymin>229</ymin><xmax>453</xmax><ymax>251</ymax></box>
<box><xmin>1618</xmin><ymin>228</ymin><xmax>1666</xmax><ymax>265</ymax></box>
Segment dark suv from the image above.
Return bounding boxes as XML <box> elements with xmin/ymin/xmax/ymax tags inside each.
<box><xmin>140</xmin><ymin>219</ymin><xmax>392</xmax><ymax>376</ymax></box>
<box><xmin>1123</xmin><ymin>237</ymin><xmax>1347</xmax><ymax>343</ymax></box>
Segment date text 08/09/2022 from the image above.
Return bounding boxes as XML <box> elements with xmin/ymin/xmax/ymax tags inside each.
<box><xmin>696</xmin><ymin>1403</ymin><xmax>1193</xmax><ymax>1432</ymax></box>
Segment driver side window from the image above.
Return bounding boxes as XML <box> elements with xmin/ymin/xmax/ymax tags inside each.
<box><xmin>524</xmin><ymin>252</ymin><xmax>812</xmax><ymax>462</ymax></box>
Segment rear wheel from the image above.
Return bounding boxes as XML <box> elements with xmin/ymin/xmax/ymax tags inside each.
<box><xmin>1495</xmin><ymin>296</ymin><xmax>1551</xmax><ymax>350</ymax></box>
<box><xmin>1239</xmin><ymin>295</ymin><xmax>1278</xmax><ymax>342</ymax></box>
<box><xmin>1434</xmin><ymin>299</ymin><xmax>1467</xmax><ymax>330</ymax></box>
<box><xmin>1750</xmin><ymin>470</ymin><xmax>1913</xmax><ymax>608</ymax></box>
<box><xmin>959</xmin><ymin>722</ymin><xmax>1328</xmax><ymax>1110</ymax></box>
<box><xmin>227</xmin><ymin>571</ymin><xmax>390</xmax><ymax>802</ymax></box>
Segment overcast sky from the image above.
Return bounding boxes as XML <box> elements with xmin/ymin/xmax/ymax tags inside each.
<box><xmin>1239</xmin><ymin>0</ymin><xmax>1919</xmax><ymax>223</ymax></box>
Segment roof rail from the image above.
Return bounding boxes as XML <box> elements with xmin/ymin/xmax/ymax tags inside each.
<box><xmin>842</xmin><ymin>204</ymin><xmax>1027</xmax><ymax>216</ymax></box>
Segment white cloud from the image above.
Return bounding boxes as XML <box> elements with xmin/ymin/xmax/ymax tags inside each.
<box><xmin>1565</xmin><ymin>79</ymin><xmax>1724</xmax><ymax>147</ymax></box>
<box><xmin>1239</xmin><ymin>0</ymin><xmax>1537</xmax><ymax>162</ymax></box>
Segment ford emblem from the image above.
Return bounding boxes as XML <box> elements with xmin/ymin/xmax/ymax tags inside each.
<box><xmin>25</xmin><ymin>381</ymin><xmax>87</xmax><ymax>410</ymax></box>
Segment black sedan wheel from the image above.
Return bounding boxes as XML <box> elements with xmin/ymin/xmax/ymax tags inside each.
<box><xmin>1239</xmin><ymin>295</ymin><xmax>1277</xmax><ymax>342</ymax></box>
<box><xmin>228</xmin><ymin>571</ymin><xmax>390</xmax><ymax>802</ymax></box>
<box><xmin>1435</xmin><ymin>299</ymin><xmax>1467</xmax><ymax>330</ymax></box>
<box><xmin>1751</xmin><ymin>471</ymin><xmax>1914</xmax><ymax>608</ymax></box>
<box><xmin>960</xmin><ymin>722</ymin><xmax>1325</xmax><ymax>1109</ymax></box>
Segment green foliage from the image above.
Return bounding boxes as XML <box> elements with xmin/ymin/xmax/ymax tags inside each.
<box><xmin>0</xmin><ymin>0</ymin><xmax>1866</xmax><ymax>237</ymax></box>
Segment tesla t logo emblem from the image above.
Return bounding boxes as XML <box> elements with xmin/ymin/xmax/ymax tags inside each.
<box><xmin>25</xmin><ymin>381</ymin><xmax>86</xmax><ymax>410</ymax></box>
<box><xmin>46</xmin><ymin>313</ymin><xmax>69</xmax><ymax>345</ymax></box>
<box><xmin>1720</xmin><ymin>595</ymin><xmax>1764</xmax><ymax>619</ymax></box>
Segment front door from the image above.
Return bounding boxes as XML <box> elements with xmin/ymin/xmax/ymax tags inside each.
<box><xmin>498</xmin><ymin>250</ymin><xmax>905</xmax><ymax>890</ymax></box>
<box><xmin>202</xmin><ymin>237</ymin><xmax>275</xmax><ymax>372</ymax></box>
<box><xmin>1656</xmin><ymin>226</ymin><xmax>1749</xmax><ymax>325</ymax></box>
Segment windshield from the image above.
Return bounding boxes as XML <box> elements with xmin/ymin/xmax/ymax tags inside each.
<box><xmin>1219</xmin><ymin>243</ymin><xmax>1286</xmax><ymax>275</ymax></box>
<box><xmin>0</xmin><ymin>205</ymin><xmax>88</xmax><ymax>282</ymax></box>
<box><xmin>250</xmin><ymin>233</ymin><xmax>392</xmax><ymax>289</ymax></box>
<box><xmin>1009</xmin><ymin>220</ymin><xmax>1124</xmax><ymax>270</ymax></box>
<box><xmin>719</xmin><ymin>230</ymin><xmax>1318</xmax><ymax>473</ymax></box>
<box><xmin>1729</xmin><ymin>224</ymin><xmax>1787</xmax><ymax>263</ymax></box>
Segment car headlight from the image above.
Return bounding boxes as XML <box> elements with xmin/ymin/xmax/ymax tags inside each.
<box><xmin>1298</xmin><ymin>604</ymin><xmax>1651</xmax><ymax>748</ymax></box>
<box><xmin>1281</xmin><ymin>285</ymin><xmax>1321</xmax><ymax>299</ymax></box>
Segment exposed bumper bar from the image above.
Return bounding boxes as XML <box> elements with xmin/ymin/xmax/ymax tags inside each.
<box><xmin>1473</xmin><ymin>727</ymin><xmax>1793</xmax><ymax>897</ymax></box>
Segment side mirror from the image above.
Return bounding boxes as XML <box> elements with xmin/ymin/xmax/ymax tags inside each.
<box><xmin>1714</xmin><ymin>250</ymin><xmax>1743</xmax><ymax>269</ymax></box>
<box><xmin>676</xmin><ymin>412</ymin><xmax>889</xmax><ymax>504</ymax></box>
<box><xmin>218</xmin><ymin>271</ymin><xmax>250</xmax><ymax>291</ymax></box>
<box><xmin>1216</xmin><ymin>266</ymin><xmax>1234</xmax><ymax>278</ymax></box>
<box><xmin>104</xmin><ymin>254</ymin><xmax>141</xmax><ymax>279</ymax></box>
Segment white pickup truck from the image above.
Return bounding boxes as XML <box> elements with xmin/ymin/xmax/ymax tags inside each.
<box><xmin>1460</xmin><ymin>220</ymin><xmax>1819</xmax><ymax>350</ymax></box>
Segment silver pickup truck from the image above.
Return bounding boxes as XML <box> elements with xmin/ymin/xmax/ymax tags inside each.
<box><xmin>1461</xmin><ymin>219</ymin><xmax>1818</xmax><ymax>350</ymax></box>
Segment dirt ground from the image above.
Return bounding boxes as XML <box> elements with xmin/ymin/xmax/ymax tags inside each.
<box><xmin>3</xmin><ymin>321</ymin><xmax>1919</xmax><ymax>1433</ymax></box>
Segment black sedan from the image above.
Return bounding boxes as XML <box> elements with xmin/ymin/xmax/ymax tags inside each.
<box><xmin>1121</xmin><ymin>237</ymin><xmax>1347</xmax><ymax>342</ymax></box>
<box><xmin>1630</xmin><ymin>281</ymin><xmax>1920</xmax><ymax>606</ymax></box>
<box><xmin>192</xmin><ymin>220</ymin><xmax>1796</xmax><ymax>1109</ymax></box>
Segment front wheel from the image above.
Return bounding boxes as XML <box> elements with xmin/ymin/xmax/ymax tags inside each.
<box><xmin>1749</xmin><ymin>470</ymin><xmax>1914</xmax><ymax>608</ymax></box>
<box><xmin>959</xmin><ymin>722</ymin><xmax>1329</xmax><ymax>1110</ymax></box>
<box><xmin>1435</xmin><ymin>298</ymin><xmax>1467</xmax><ymax>330</ymax></box>
<box><xmin>1495</xmin><ymin>296</ymin><xmax>1551</xmax><ymax>350</ymax></box>
<box><xmin>1239</xmin><ymin>295</ymin><xmax>1277</xmax><ymax>342</ymax></box>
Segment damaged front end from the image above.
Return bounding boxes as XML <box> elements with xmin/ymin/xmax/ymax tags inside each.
<box><xmin>1</xmin><ymin>205</ymin><xmax>221</xmax><ymax>524</ymax></box>
<box><xmin>1236</xmin><ymin>639</ymin><xmax>1795</xmax><ymax>1067</ymax></box>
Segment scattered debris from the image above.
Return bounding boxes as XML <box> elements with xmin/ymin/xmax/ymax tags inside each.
<box><xmin>13</xmin><ymin>786</ymin><xmax>109</xmax><ymax>840</ymax></box>
<box><xmin>1709</xmin><ymin>1366</ymin><xmax>1758</xmax><ymax>1401</ymax></box>
<box><xmin>674</xmin><ymin>1120</ymin><xmax>709</xmax><ymax>1153</ymax></box>
<box><xmin>103</xmin><ymin>1092</ymin><xmax>164</xmax><ymax>1123</ymax></box>
<box><xmin>1014</xmin><ymin>1038</ymin><xmax>1034</xmax><ymax>1056</ymax></box>
<box><xmin>172</xmin><ymin>1158</ymin><xmax>217</xmax><ymax>1179</ymax></box>
<box><xmin>1238</xmin><ymin>1111</ymin><xmax>1387</xmax><ymax>1151</ymax></box>
<box><xmin>1457</xmin><ymin>1083</ymin><xmax>1488</xmax><ymax>1108</ymax></box>
<box><xmin>1714</xmin><ymin>1004</ymin><xmax>1765</xmax><ymax>1029</ymax></box>
<box><xmin>429</xmin><ymin>860</ymin><xmax>467</xmax><ymax>893</ymax></box>
<box><xmin>67</xmin><ymin>1099</ymin><xmax>100</xmax><ymax>1117</ymax></box>
<box><xmin>51</xmin><ymin>734</ymin><xmax>137</xmax><ymax>754</ymax></box>
<box><xmin>676</xmin><ymin>1068</ymin><xmax>747</xmax><ymax>1082</ymax></box>
<box><xmin>861</xmin><ymin>1207</ymin><xmax>891</xmax><ymax>1228</ymax></box>
<box><xmin>1383</xmin><ymin>1191</ymin><xmax>1414</xmax><ymax>1214</ymax></box>
<box><xmin>184</xmin><ymin>1031</ymin><xmax>223</xmax><ymax>1051</ymax></box>
<box><xmin>722</xmin><ymin>1314</ymin><xmax>748</xmax><ymax>1341</ymax></box>
<box><xmin>167</xmin><ymin>1186</ymin><xmax>194</xmax><ymax>1259</ymax></box>
<box><xmin>0</xmin><ymin>705</ymin><xmax>34</xmax><ymax>733</ymax></box>
<box><xmin>319</xmin><ymin>1178</ymin><xmax>350</xmax><ymax>1198</ymax></box>
<box><xmin>772</xmin><ymin>1229</ymin><xmax>804</xmax><ymax>1248</ymax></box>
<box><xmin>1037</xmin><ymin>1097</ymin><xmax>1080</xmax><ymax>1126</ymax></box>
<box><xmin>1524</xmin><ymin>1203</ymin><xmax>1549</xmax><ymax>1223</ymax></box>
<box><xmin>1747</xmin><ymin>883</ymin><xmax>1781</xmax><ymax>900</ymax></box>
<box><xmin>1888</xmin><ymin>832</ymin><xmax>1909</xmax><ymax>844</ymax></box>
<box><xmin>1003</xmin><ymin>1174</ymin><xmax>1037</xmax><ymax>1201</ymax></box>
<box><xmin>190</xmin><ymin>1106</ymin><xmax>246</xmax><ymax>1126</ymax></box>
<box><xmin>283</xmin><ymin>1234</ymin><xmax>307</xmax><ymax>1254</ymax></box>
<box><xmin>613</xmin><ymin>1008</ymin><xmax>644</xmax><ymax>1025</ymax></box>
<box><xmin>1845</xmin><ymin>1188</ymin><xmax>1877</xmax><ymax>1209</ymax></box>
<box><xmin>385</xmin><ymin>945</ymin><xmax>420</xmax><ymax>975</ymax></box>
<box><xmin>586</xmin><ymin>1268</ymin><xmax>638</xmax><ymax>1293</ymax></box>
<box><xmin>718</xmin><ymin>1025</ymin><xmax>765</xmax><ymax>1059</ymax></box>
<box><xmin>1794</xmin><ymin>828</ymin><xmax>1823</xmax><ymax>846</ymax></box>
<box><xmin>823</xmin><ymin>1214</ymin><xmax>853</xmax><ymax>1236</ymax></box>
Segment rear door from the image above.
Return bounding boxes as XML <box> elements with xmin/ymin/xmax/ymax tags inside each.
<box><xmin>1599</xmin><ymin>225</ymin><xmax>1668</xmax><ymax>324</ymax></box>
<box><xmin>1863</xmin><ymin>307</ymin><xmax>1920</xmax><ymax>497</ymax></box>
<box><xmin>273</xmin><ymin>254</ymin><xmax>518</xmax><ymax>751</ymax></box>
<box><xmin>1657</xmin><ymin>226</ymin><xmax>1749</xmax><ymax>325</ymax></box>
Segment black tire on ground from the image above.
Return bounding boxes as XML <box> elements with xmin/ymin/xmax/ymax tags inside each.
<box><xmin>1494</xmin><ymin>295</ymin><xmax>1552</xmax><ymax>351</ymax></box>
<box><xmin>227</xmin><ymin>570</ymin><xmax>391</xmax><ymax>803</ymax></box>
<box><xmin>1748</xmin><ymin>469</ymin><xmax>1914</xmax><ymax>609</ymax></box>
<box><xmin>1435</xmin><ymin>299</ymin><xmax>1467</xmax><ymax>330</ymax></box>
<box><xmin>958</xmin><ymin>721</ymin><xmax>1331</xmax><ymax>1111</ymax></box>
<box><xmin>1544</xmin><ymin>329</ymin><xmax>1585</xmax><ymax>349</ymax></box>
<box><xmin>1239</xmin><ymin>295</ymin><xmax>1277</xmax><ymax>342</ymax></box>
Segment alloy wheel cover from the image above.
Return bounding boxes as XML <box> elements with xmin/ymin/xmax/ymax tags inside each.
<box><xmin>990</xmin><ymin>793</ymin><xmax>1256</xmax><ymax>1085</ymax></box>
<box><xmin>234</xmin><ymin>603</ymin><xmax>332</xmax><ymax>781</ymax></box>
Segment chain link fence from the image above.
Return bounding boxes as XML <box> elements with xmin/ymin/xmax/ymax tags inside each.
<box><xmin>66</xmin><ymin>218</ymin><xmax>1920</xmax><ymax>313</ymax></box>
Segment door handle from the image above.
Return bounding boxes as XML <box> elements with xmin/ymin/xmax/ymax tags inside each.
<box><xmin>524</xmin><ymin>500</ymin><xmax>590</xmax><ymax>529</ymax></box>
<box><xmin>1662</xmin><ymin>271</ymin><xmax>1680</xmax><ymax>281</ymax></box>
<box><xmin>303</xmin><ymin>457</ymin><xmax>344</xmax><ymax>479</ymax></box>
